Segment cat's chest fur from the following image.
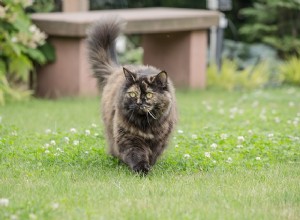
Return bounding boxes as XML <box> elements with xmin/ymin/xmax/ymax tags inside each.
<box><xmin>112</xmin><ymin>107</ymin><xmax>172</xmax><ymax>141</ymax></box>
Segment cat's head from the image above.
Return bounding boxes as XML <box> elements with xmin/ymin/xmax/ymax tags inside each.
<box><xmin>119</xmin><ymin>67</ymin><xmax>173</xmax><ymax>123</ymax></box>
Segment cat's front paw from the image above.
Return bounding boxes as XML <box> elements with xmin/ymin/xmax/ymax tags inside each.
<box><xmin>133</xmin><ymin>161</ymin><xmax>150</xmax><ymax>174</ymax></box>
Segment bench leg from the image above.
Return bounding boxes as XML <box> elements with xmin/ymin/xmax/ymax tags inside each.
<box><xmin>142</xmin><ymin>30</ymin><xmax>207</xmax><ymax>88</ymax></box>
<box><xmin>36</xmin><ymin>37</ymin><xmax>97</xmax><ymax>98</ymax></box>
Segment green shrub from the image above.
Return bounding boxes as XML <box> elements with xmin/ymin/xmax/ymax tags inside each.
<box><xmin>222</xmin><ymin>40</ymin><xmax>279</xmax><ymax>69</ymax></box>
<box><xmin>239</xmin><ymin>0</ymin><xmax>300</xmax><ymax>58</ymax></box>
<box><xmin>0</xmin><ymin>0</ymin><xmax>53</xmax><ymax>105</ymax></box>
<box><xmin>280</xmin><ymin>57</ymin><xmax>300</xmax><ymax>86</ymax></box>
<box><xmin>207</xmin><ymin>60</ymin><xmax>271</xmax><ymax>91</ymax></box>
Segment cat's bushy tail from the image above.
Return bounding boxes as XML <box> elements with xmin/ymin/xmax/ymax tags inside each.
<box><xmin>87</xmin><ymin>17</ymin><xmax>123</xmax><ymax>87</ymax></box>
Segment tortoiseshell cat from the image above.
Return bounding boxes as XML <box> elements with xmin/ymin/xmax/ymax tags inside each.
<box><xmin>87</xmin><ymin>17</ymin><xmax>177</xmax><ymax>174</ymax></box>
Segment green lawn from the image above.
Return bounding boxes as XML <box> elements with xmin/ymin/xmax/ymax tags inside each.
<box><xmin>0</xmin><ymin>88</ymin><xmax>300</xmax><ymax>219</ymax></box>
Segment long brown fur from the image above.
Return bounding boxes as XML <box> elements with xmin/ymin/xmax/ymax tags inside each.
<box><xmin>87</xmin><ymin>17</ymin><xmax>177</xmax><ymax>174</ymax></box>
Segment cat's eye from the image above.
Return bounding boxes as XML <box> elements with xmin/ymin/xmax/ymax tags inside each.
<box><xmin>128</xmin><ymin>92</ymin><xmax>136</xmax><ymax>98</ymax></box>
<box><xmin>146</xmin><ymin>92</ymin><xmax>153</xmax><ymax>99</ymax></box>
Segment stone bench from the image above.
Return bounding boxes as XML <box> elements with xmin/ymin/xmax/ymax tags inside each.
<box><xmin>31</xmin><ymin>7</ymin><xmax>220</xmax><ymax>98</ymax></box>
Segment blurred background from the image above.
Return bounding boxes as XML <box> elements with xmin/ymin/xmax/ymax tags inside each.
<box><xmin>0</xmin><ymin>0</ymin><xmax>299</xmax><ymax>104</ymax></box>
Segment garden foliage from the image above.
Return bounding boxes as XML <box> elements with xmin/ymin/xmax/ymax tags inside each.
<box><xmin>207</xmin><ymin>59</ymin><xmax>272</xmax><ymax>91</ymax></box>
<box><xmin>0</xmin><ymin>0</ymin><xmax>53</xmax><ymax>105</ymax></box>
<box><xmin>280</xmin><ymin>57</ymin><xmax>300</xmax><ymax>86</ymax></box>
<box><xmin>239</xmin><ymin>0</ymin><xmax>300</xmax><ymax>57</ymax></box>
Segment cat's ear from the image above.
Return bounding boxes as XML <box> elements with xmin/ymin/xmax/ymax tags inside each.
<box><xmin>123</xmin><ymin>67</ymin><xmax>136</xmax><ymax>83</ymax></box>
<box><xmin>153</xmin><ymin>71</ymin><xmax>168</xmax><ymax>87</ymax></box>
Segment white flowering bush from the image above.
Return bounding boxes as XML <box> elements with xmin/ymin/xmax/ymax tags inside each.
<box><xmin>0</xmin><ymin>0</ymin><xmax>54</xmax><ymax>105</ymax></box>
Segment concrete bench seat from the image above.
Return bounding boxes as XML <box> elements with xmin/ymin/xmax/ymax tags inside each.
<box><xmin>32</xmin><ymin>7</ymin><xmax>220</xmax><ymax>98</ymax></box>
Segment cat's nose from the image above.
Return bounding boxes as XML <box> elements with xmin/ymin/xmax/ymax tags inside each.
<box><xmin>137</xmin><ymin>104</ymin><xmax>145</xmax><ymax>110</ymax></box>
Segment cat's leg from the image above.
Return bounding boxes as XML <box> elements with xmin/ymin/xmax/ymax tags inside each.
<box><xmin>149</xmin><ymin>144</ymin><xmax>165</xmax><ymax>166</ymax></box>
<box><xmin>120</xmin><ymin>146</ymin><xmax>151</xmax><ymax>174</ymax></box>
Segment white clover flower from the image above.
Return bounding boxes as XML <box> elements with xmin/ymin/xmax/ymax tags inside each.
<box><xmin>64</xmin><ymin>137</ymin><xmax>69</xmax><ymax>143</ymax></box>
<box><xmin>268</xmin><ymin>133</ymin><xmax>274</xmax><ymax>138</ymax></box>
<box><xmin>51</xmin><ymin>202</ymin><xmax>59</xmax><ymax>210</ymax></box>
<box><xmin>54</xmin><ymin>153</ymin><xmax>59</xmax><ymax>157</ymax></box>
<box><xmin>226</xmin><ymin>157</ymin><xmax>233</xmax><ymax>163</ymax></box>
<box><xmin>70</xmin><ymin>128</ymin><xmax>77</xmax><ymax>133</ymax></box>
<box><xmin>212</xmin><ymin>160</ymin><xmax>216</xmax><ymax>164</ymax></box>
<box><xmin>10</xmin><ymin>215</ymin><xmax>18</xmax><ymax>220</ymax></box>
<box><xmin>45</xmin><ymin>129</ymin><xmax>51</xmax><ymax>134</ymax></box>
<box><xmin>73</xmin><ymin>140</ymin><xmax>79</xmax><ymax>146</ymax></box>
<box><xmin>230</xmin><ymin>107</ymin><xmax>238</xmax><ymax>114</ymax></box>
<box><xmin>260</xmin><ymin>114</ymin><xmax>267</xmax><ymax>121</ymax></box>
<box><xmin>248</xmin><ymin>130</ymin><xmax>253</xmax><ymax>135</ymax></box>
<box><xmin>252</xmin><ymin>101</ymin><xmax>259</xmax><ymax>107</ymax></box>
<box><xmin>220</xmin><ymin>133</ymin><xmax>228</xmax><ymax>140</ymax></box>
<box><xmin>85</xmin><ymin>151</ymin><xmax>89</xmax><ymax>154</ymax></box>
<box><xmin>236</xmin><ymin>145</ymin><xmax>243</xmax><ymax>148</ymax></box>
<box><xmin>237</xmin><ymin>136</ymin><xmax>245</xmax><ymax>143</ymax></box>
<box><xmin>29</xmin><ymin>213</ymin><xmax>37</xmax><ymax>220</ymax></box>
<box><xmin>11</xmin><ymin>131</ymin><xmax>17</xmax><ymax>136</ymax></box>
<box><xmin>50</xmin><ymin>140</ymin><xmax>56</xmax><ymax>145</ymax></box>
<box><xmin>206</xmin><ymin>105</ymin><xmax>212</xmax><ymax>111</ymax></box>
<box><xmin>256</xmin><ymin>157</ymin><xmax>261</xmax><ymax>161</ymax></box>
<box><xmin>175</xmin><ymin>144</ymin><xmax>179</xmax><ymax>148</ymax></box>
<box><xmin>56</xmin><ymin>148</ymin><xmax>63</xmax><ymax>153</ymax></box>
<box><xmin>191</xmin><ymin>134</ymin><xmax>197</xmax><ymax>139</ymax></box>
<box><xmin>177</xmin><ymin>129</ymin><xmax>183</xmax><ymax>134</ymax></box>
<box><xmin>45</xmin><ymin>150</ymin><xmax>50</xmax><ymax>154</ymax></box>
<box><xmin>85</xmin><ymin>130</ymin><xmax>91</xmax><ymax>136</ymax></box>
<box><xmin>287</xmin><ymin>88</ymin><xmax>296</xmax><ymax>94</ymax></box>
<box><xmin>0</xmin><ymin>198</ymin><xmax>9</xmax><ymax>206</ymax></box>
<box><xmin>289</xmin><ymin>101</ymin><xmax>295</xmax><ymax>107</ymax></box>
<box><xmin>274</xmin><ymin>117</ymin><xmax>280</xmax><ymax>123</ymax></box>
<box><xmin>210</xmin><ymin>143</ymin><xmax>217</xmax><ymax>149</ymax></box>
<box><xmin>204</xmin><ymin>152</ymin><xmax>211</xmax><ymax>158</ymax></box>
<box><xmin>91</xmin><ymin>123</ymin><xmax>97</xmax><ymax>128</ymax></box>
<box><xmin>244</xmin><ymin>120</ymin><xmax>250</xmax><ymax>125</ymax></box>
<box><xmin>183</xmin><ymin>154</ymin><xmax>191</xmax><ymax>159</ymax></box>
<box><xmin>44</xmin><ymin>143</ymin><xmax>50</xmax><ymax>149</ymax></box>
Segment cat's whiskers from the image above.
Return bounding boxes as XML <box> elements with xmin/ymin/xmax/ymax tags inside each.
<box><xmin>146</xmin><ymin>112</ymin><xmax>151</xmax><ymax>127</ymax></box>
<box><xmin>128</xmin><ymin>109</ymin><xmax>135</xmax><ymax>122</ymax></box>
<box><xmin>148</xmin><ymin>110</ymin><xmax>157</xmax><ymax>120</ymax></box>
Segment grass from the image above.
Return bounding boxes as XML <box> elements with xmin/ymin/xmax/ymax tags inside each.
<box><xmin>0</xmin><ymin>87</ymin><xmax>300</xmax><ymax>219</ymax></box>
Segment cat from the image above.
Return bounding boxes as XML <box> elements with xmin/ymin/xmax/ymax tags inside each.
<box><xmin>87</xmin><ymin>17</ymin><xmax>177</xmax><ymax>174</ymax></box>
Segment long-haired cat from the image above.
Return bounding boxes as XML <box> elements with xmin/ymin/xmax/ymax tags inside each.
<box><xmin>87</xmin><ymin>17</ymin><xmax>177</xmax><ymax>174</ymax></box>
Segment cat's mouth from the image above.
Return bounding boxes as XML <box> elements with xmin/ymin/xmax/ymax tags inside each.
<box><xmin>138</xmin><ymin>106</ymin><xmax>158</xmax><ymax>120</ymax></box>
<box><xmin>136</xmin><ymin>105</ymin><xmax>149</xmax><ymax>114</ymax></box>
